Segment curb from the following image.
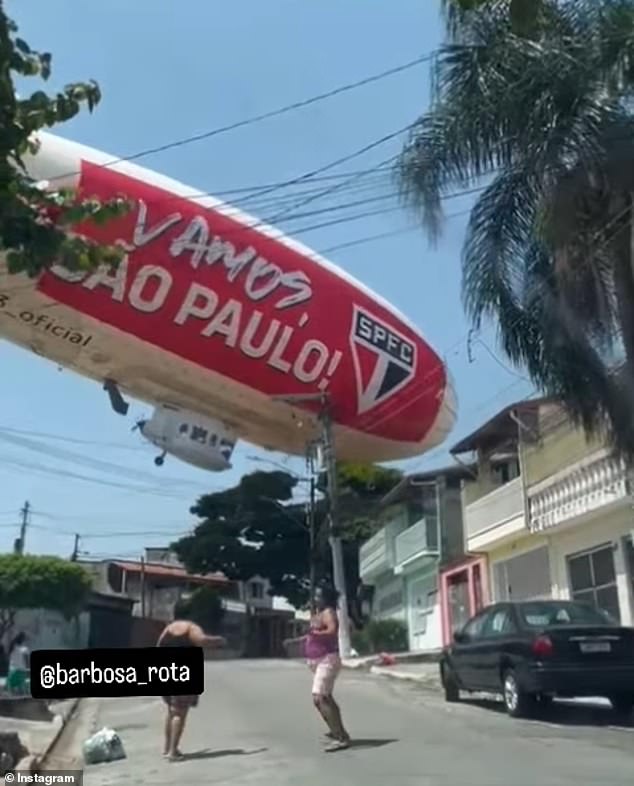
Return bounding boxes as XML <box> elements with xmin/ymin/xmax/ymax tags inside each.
<box><xmin>342</xmin><ymin>650</ymin><xmax>442</xmax><ymax>671</ymax></box>
<box><xmin>369</xmin><ymin>665</ymin><xmax>441</xmax><ymax>690</ymax></box>
<box><xmin>16</xmin><ymin>699</ymin><xmax>81</xmax><ymax>774</ymax></box>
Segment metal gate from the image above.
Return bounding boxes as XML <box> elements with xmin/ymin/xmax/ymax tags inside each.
<box><xmin>492</xmin><ymin>546</ymin><xmax>551</xmax><ymax>602</ymax></box>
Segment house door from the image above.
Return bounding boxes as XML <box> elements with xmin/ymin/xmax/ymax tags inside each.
<box><xmin>408</xmin><ymin>576</ymin><xmax>437</xmax><ymax>651</ymax></box>
<box><xmin>447</xmin><ymin>571</ymin><xmax>471</xmax><ymax>635</ymax></box>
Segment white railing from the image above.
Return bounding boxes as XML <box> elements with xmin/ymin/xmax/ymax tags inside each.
<box><xmin>359</xmin><ymin>527</ymin><xmax>391</xmax><ymax>580</ymax></box>
<box><xmin>394</xmin><ymin>518</ymin><xmax>435</xmax><ymax>568</ymax></box>
<box><xmin>464</xmin><ymin>476</ymin><xmax>524</xmax><ymax>539</ymax></box>
<box><xmin>528</xmin><ymin>454</ymin><xmax>629</xmax><ymax>533</ymax></box>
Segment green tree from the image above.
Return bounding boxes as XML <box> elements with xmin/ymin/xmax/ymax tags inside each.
<box><xmin>172</xmin><ymin>464</ymin><xmax>401</xmax><ymax>610</ymax></box>
<box><xmin>0</xmin><ymin>5</ymin><xmax>128</xmax><ymax>278</ymax></box>
<box><xmin>398</xmin><ymin>0</ymin><xmax>634</xmax><ymax>459</ymax></box>
<box><xmin>0</xmin><ymin>554</ymin><xmax>91</xmax><ymax>640</ymax></box>
<box><xmin>177</xmin><ymin>586</ymin><xmax>225</xmax><ymax>633</ymax></box>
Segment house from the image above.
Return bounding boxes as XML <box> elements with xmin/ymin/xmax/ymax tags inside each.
<box><xmin>435</xmin><ymin>398</ymin><xmax>544</xmax><ymax>645</ymax></box>
<box><xmin>78</xmin><ymin>553</ymin><xmax>233</xmax><ymax>622</ymax></box>
<box><xmin>79</xmin><ymin>548</ymin><xmax>306</xmax><ymax>655</ymax></box>
<box><xmin>522</xmin><ymin>403</ymin><xmax>634</xmax><ymax>625</ymax></box>
<box><xmin>142</xmin><ymin>547</ymin><xmax>299</xmax><ymax>615</ymax></box>
<box><xmin>448</xmin><ymin>396</ymin><xmax>634</xmax><ymax>627</ymax></box>
<box><xmin>359</xmin><ymin>465</ymin><xmax>471</xmax><ymax>652</ymax></box>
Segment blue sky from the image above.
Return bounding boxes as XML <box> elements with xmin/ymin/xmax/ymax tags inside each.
<box><xmin>0</xmin><ymin>0</ymin><xmax>533</xmax><ymax>560</ymax></box>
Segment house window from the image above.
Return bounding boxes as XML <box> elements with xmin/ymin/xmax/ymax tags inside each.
<box><xmin>492</xmin><ymin>458</ymin><xmax>520</xmax><ymax>485</ymax></box>
<box><xmin>249</xmin><ymin>582</ymin><xmax>264</xmax><ymax>600</ymax></box>
<box><xmin>567</xmin><ymin>544</ymin><xmax>620</xmax><ymax>622</ymax></box>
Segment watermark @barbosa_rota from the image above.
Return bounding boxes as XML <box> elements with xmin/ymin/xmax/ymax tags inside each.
<box><xmin>4</xmin><ymin>771</ymin><xmax>83</xmax><ymax>786</ymax></box>
<box><xmin>30</xmin><ymin>647</ymin><xmax>204</xmax><ymax>700</ymax></box>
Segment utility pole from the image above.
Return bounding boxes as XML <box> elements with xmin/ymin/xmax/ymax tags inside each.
<box><xmin>14</xmin><ymin>501</ymin><xmax>30</xmax><ymax>555</ymax></box>
<box><xmin>272</xmin><ymin>392</ymin><xmax>352</xmax><ymax>657</ymax></box>
<box><xmin>318</xmin><ymin>400</ymin><xmax>352</xmax><ymax>658</ymax></box>
<box><xmin>140</xmin><ymin>557</ymin><xmax>147</xmax><ymax>618</ymax></box>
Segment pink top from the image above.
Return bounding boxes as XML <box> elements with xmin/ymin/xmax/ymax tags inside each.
<box><xmin>304</xmin><ymin>612</ymin><xmax>339</xmax><ymax>660</ymax></box>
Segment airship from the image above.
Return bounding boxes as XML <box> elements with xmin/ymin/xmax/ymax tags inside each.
<box><xmin>0</xmin><ymin>133</ymin><xmax>456</xmax><ymax>471</ymax></box>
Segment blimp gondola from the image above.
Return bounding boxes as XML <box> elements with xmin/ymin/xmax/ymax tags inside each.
<box><xmin>0</xmin><ymin>133</ymin><xmax>456</xmax><ymax>471</ymax></box>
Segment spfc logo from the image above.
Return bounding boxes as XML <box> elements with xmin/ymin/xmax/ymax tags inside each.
<box><xmin>349</xmin><ymin>306</ymin><xmax>417</xmax><ymax>415</ymax></box>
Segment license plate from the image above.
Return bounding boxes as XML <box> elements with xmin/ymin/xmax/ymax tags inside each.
<box><xmin>580</xmin><ymin>641</ymin><xmax>611</xmax><ymax>653</ymax></box>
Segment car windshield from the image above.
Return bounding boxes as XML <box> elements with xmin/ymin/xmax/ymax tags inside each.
<box><xmin>519</xmin><ymin>601</ymin><xmax>614</xmax><ymax>628</ymax></box>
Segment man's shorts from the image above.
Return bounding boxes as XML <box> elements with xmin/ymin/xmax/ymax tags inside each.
<box><xmin>162</xmin><ymin>694</ymin><xmax>199</xmax><ymax>712</ymax></box>
<box><xmin>308</xmin><ymin>653</ymin><xmax>341</xmax><ymax>696</ymax></box>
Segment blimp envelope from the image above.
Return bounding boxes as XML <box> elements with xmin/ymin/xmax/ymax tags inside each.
<box><xmin>0</xmin><ymin>133</ymin><xmax>457</xmax><ymax>464</ymax></box>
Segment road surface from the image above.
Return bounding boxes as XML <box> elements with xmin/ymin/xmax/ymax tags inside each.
<box><xmin>83</xmin><ymin>659</ymin><xmax>634</xmax><ymax>786</ymax></box>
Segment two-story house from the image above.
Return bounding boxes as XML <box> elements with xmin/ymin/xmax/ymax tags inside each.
<box><xmin>359</xmin><ymin>465</ymin><xmax>471</xmax><ymax>652</ymax></box>
<box><xmin>450</xmin><ymin>397</ymin><xmax>634</xmax><ymax>626</ymax></box>
<box><xmin>523</xmin><ymin>404</ymin><xmax>634</xmax><ymax>624</ymax></box>
<box><xmin>450</xmin><ymin>398</ymin><xmax>552</xmax><ymax>606</ymax></box>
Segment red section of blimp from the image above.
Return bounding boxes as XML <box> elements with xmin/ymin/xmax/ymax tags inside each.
<box><xmin>38</xmin><ymin>162</ymin><xmax>447</xmax><ymax>444</ymax></box>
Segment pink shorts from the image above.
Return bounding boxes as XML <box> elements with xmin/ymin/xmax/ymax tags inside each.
<box><xmin>308</xmin><ymin>653</ymin><xmax>341</xmax><ymax>696</ymax></box>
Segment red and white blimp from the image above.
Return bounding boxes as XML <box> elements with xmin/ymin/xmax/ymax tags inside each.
<box><xmin>0</xmin><ymin>133</ymin><xmax>456</xmax><ymax>471</ymax></box>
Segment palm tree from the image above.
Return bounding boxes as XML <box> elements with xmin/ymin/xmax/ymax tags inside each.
<box><xmin>398</xmin><ymin>0</ymin><xmax>634</xmax><ymax>458</ymax></box>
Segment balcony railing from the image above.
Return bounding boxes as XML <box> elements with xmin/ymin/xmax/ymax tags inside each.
<box><xmin>394</xmin><ymin>518</ymin><xmax>436</xmax><ymax>571</ymax></box>
<box><xmin>359</xmin><ymin>527</ymin><xmax>393</xmax><ymax>580</ymax></box>
<box><xmin>464</xmin><ymin>476</ymin><xmax>524</xmax><ymax>540</ymax></box>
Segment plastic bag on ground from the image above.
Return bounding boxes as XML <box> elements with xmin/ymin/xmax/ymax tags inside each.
<box><xmin>82</xmin><ymin>727</ymin><xmax>126</xmax><ymax>765</ymax></box>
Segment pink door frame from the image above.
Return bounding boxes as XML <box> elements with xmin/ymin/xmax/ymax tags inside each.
<box><xmin>438</xmin><ymin>555</ymin><xmax>490</xmax><ymax>647</ymax></box>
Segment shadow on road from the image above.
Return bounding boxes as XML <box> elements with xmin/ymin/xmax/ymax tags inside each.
<box><xmin>463</xmin><ymin>698</ymin><xmax>634</xmax><ymax>729</ymax></box>
<box><xmin>179</xmin><ymin>747</ymin><xmax>268</xmax><ymax>760</ymax></box>
<box><xmin>349</xmin><ymin>738</ymin><xmax>398</xmax><ymax>749</ymax></box>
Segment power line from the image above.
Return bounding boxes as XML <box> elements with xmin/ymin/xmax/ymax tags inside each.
<box><xmin>50</xmin><ymin>54</ymin><xmax>434</xmax><ymax>182</ymax></box>
<box><xmin>0</xmin><ymin>430</ymin><xmax>202</xmax><ymax>489</ymax></box>
<box><xmin>0</xmin><ymin>424</ymin><xmax>147</xmax><ymax>452</ymax></box>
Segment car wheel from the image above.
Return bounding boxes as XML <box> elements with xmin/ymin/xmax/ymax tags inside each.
<box><xmin>441</xmin><ymin>662</ymin><xmax>460</xmax><ymax>703</ymax></box>
<box><xmin>502</xmin><ymin>669</ymin><xmax>534</xmax><ymax>718</ymax></box>
<box><xmin>609</xmin><ymin>694</ymin><xmax>634</xmax><ymax>719</ymax></box>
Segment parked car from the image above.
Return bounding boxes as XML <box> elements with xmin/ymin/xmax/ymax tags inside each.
<box><xmin>440</xmin><ymin>599</ymin><xmax>634</xmax><ymax>718</ymax></box>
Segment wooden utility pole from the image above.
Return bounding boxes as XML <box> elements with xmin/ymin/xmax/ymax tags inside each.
<box><xmin>14</xmin><ymin>501</ymin><xmax>30</xmax><ymax>555</ymax></box>
<box><xmin>272</xmin><ymin>392</ymin><xmax>352</xmax><ymax>657</ymax></box>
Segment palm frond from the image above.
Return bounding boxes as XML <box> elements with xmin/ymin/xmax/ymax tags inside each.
<box><xmin>462</xmin><ymin>168</ymin><xmax>541</xmax><ymax>327</ymax></box>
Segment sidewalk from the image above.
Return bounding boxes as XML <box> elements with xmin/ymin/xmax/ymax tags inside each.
<box><xmin>0</xmin><ymin>699</ymin><xmax>78</xmax><ymax>771</ymax></box>
<box><xmin>368</xmin><ymin>661</ymin><xmax>441</xmax><ymax>690</ymax></box>
<box><xmin>350</xmin><ymin>660</ymin><xmax>613</xmax><ymax>709</ymax></box>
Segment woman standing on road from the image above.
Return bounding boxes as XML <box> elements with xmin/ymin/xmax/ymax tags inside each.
<box><xmin>157</xmin><ymin>610</ymin><xmax>226</xmax><ymax>761</ymax></box>
<box><xmin>302</xmin><ymin>585</ymin><xmax>351</xmax><ymax>752</ymax></box>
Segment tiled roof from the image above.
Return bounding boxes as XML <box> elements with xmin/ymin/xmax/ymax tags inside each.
<box><xmin>111</xmin><ymin>560</ymin><xmax>230</xmax><ymax>585</ymax></box>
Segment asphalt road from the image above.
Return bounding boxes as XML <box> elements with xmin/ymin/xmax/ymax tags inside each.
<box><xmin>83</xmin><ymin>659</ymin><xmax>634</xmax><ymax>786</ymax></box>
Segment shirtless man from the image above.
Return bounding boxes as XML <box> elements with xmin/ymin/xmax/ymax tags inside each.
<box><xmin>157</xmin><ymin>612</ymin><xmax>226</xmax><ymax>760</ymax></box>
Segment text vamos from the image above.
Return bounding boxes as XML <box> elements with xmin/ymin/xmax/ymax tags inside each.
<box><xmin>123</xmin><ymin>200</ymin><xmax>313</xmax><ymax>311</ymax></box>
